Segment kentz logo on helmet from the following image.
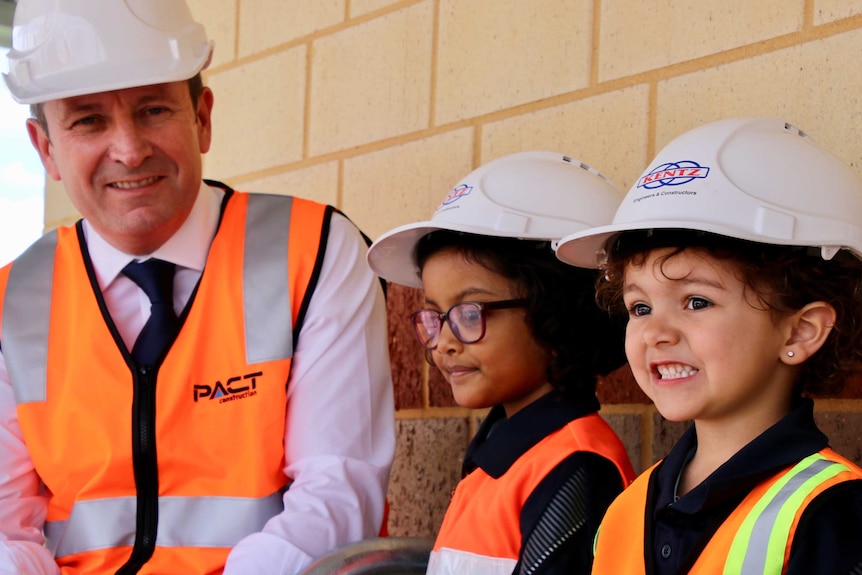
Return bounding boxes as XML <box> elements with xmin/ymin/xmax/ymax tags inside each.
<box><xmin>194</xmin><ymin>371</ymin><xmax>262</xmax><ymax>403</ymax></box>
<box><xmin>440</xmin><ymin>184</ymin><xmax>473</xmax><ymax>206</ymax></box>
<box><xmin>637</xmin><ymin>161</ymin><xmax>711</xmax><ymax>189</ymax></box>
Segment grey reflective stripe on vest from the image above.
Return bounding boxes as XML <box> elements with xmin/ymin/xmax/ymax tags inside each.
<box><xmin>2</xmin><ymin>230</ymin><xmax>57</xmax><ymax>404</ymax></box>
<box><xmin>4</xmin><ymin>193</ymin><xmax>297</xmax><ymax>404</ymax></box>
<box><xmin>724</xmin><ymin>453</ymin><xmax>848</xmax><ymax>575</ymax></box>
<box><xmin>45</xmin><ymin>490</ymin><xmax>285</xmax><ymax>558</ymax></box>
<box><xmin>244</xmin><ymin>194</ymin><xmax>294</xmax><ymax>363</ymax></box>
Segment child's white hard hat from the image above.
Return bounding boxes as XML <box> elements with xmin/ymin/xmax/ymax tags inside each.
<box><xmin>556</xmin><ymin>117</ymin><xmax>862</xmax><ymax>268</ymax></box>
<box><xmin>367</xmin><ymin>151</ymin><xmax>623</xmax><ymax>288</ymax></box>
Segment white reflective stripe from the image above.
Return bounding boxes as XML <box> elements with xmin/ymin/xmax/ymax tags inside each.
<box><xmin>724</xmin><ymin>454</ymin><xmax>848</xmax><ymax>575</ymax></box>
<box><xmin>244</xmin><ymin>194</ymin><xmax>294</xmax><ymax>363</ymax></box>
<box><xmin>45</xmin><ymin>491</ymin><xmax>285</xmax><ymax>558</ymax></box>
<box><xmin>2</xmin><ymin>231</ymin><xmax>57</xmax><ymax>404</ymax></box>
<box><xmin>3</xmin><ymin>194</ymin><xmax>301</xmax><ymax>396</ymax></box>
<box><xmin>426</xmin><ymin>548</ymin><xmax>517</xmax><ymax>575</ymax></box>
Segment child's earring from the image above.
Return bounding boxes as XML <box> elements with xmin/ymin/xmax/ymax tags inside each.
<box><xmin>786</xmin><ymin>350</ymin><xmax>795</xmax><ymax>358</ymax></box>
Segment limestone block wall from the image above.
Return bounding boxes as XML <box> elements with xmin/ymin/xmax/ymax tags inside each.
<box><xmin>43</xmin><ymin>0</ymin><xmax>862</xmax><ymax>538</ymax></box>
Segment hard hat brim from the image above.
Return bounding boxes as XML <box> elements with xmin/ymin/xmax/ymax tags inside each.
<box><xmin>3</xmin><ymin>42</ymin><xmax>213</xmax><ymax>105</ymax></box>
<box><xmin>368</xmin><ymin>219</ymin><xmax>537</xmax><ymax>288</ymax></box>
<box><xmin>555</xmin><ymin>218</ymin><xmax>858</xmax><ymax>269</ymax></box>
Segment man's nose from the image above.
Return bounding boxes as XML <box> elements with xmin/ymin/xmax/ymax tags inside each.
<box><xmin>107</xmin><ymin>120</ymin><xmax>153</xmax><ymax>167</ymax></box>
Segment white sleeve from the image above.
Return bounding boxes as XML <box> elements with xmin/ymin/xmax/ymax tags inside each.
<box><xmin>0</xmin><ymin>351</ymin><xmax>61</xmax><ymax>575</ymax></box>
<box><xmin>223</xmin><ymin>213</ymin><xmax>396</xmax><ymax>574</ymax></box>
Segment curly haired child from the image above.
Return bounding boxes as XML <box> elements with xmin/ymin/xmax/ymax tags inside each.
<box><xmin>557</xmin><ymin>118</ymin><xmax>862</xmax><ymax>574</ymax></box>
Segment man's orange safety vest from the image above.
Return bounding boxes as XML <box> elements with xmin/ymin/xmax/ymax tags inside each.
<box><xmin>592</xmin><ymin>448</ymin><xmax>862</xmax><ymax>575</ymax></box>
<box><xmin>0</xmin><ymin>189</ymin><xmax>330</xmax><ymax>574</ymax></box>
<box><xmin>428</xmin><ymin>413</ymin><xmax>636</xmax><ymax>575</ymax></box>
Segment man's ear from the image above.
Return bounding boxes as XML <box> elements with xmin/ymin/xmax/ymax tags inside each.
<box><xmin>196</xmin><ymin>87</ymin><xmax>214</xmax><ymax>155</ymax></box>
<box><xmin>26</xmin><ymin>118</ymin><xmax>61</xmax><ymax>181</ymax></box>
<box><xmin>781</xmin><ymin>301</ymin><xmax>836</xmax><ymax>365</ymax></box>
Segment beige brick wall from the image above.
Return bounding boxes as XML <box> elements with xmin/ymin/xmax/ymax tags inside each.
<box><xmin>43</xmin><ymin>0</ymin><xmax>862</xmax><ymax>538</ymax></box>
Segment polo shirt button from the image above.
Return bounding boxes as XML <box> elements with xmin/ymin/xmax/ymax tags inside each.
<box><xmin>661</xmin><ymin>544</ymin><xmax>672</xmax><ymax>559</ymax></box>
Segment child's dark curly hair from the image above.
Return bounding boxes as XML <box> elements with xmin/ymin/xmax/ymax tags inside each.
<box><xmin>415</xmin><ymin>230</ymin><xmax>627</xmax><ymax>399</ymax></box>
<box><xmin>596</xmin><ymin>229</ymin><xmax>862</xmax><ymax>395</ymax></box>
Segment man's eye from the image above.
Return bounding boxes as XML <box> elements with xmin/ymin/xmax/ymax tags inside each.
<box><xmin>72</xmin><ymin>116</ymin><xmax>100</xmax><ymax>127</ymax></box>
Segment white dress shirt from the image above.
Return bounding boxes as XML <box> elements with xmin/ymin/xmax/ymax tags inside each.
<box><xmin>0</xmin><ymin>182</ymin><xmax>395</xmax><ymax>575</ymax></box>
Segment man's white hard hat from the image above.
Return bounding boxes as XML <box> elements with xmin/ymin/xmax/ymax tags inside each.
<box><xmin>3</xmin><ymin>0</ymin><xmax>213</xmax><ymax>104</ymax></box>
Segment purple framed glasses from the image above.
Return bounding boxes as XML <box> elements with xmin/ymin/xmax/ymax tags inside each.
<box><xmin>410</xmin><ymin>299</ymin><xmax>528</xmax><ymax>349</ymax></box>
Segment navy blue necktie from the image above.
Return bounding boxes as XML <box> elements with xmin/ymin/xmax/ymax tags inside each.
<box><xmin>122</xmin><ymin>259</ymin><xmax>178</xmax><ymax>365</ymax></box>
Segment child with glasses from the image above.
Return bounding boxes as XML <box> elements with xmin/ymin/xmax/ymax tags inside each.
<box><xmin>367</xmin><ymin>151</ymin><xmax>636</xmax><ymax>575</ymax></box>
<box><xmin>556</xmin><ymin>118</ymin><xmax>862</xmax><ymax>574</ymax></box>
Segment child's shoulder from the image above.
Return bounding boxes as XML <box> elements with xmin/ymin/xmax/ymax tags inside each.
<box><xmin>790</xmin><ymin>475</ymin><xmax>862</xmax><ymax>570</ymax></box>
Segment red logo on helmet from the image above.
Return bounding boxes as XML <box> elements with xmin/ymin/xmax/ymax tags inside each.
<box><xmin>440</xmin><ymin>184</ymin><xmax>473</xmax><ymax>206</ymax></box>
<box><xmin>637</xmin><ymin>161</ymin><xmax>710</xmax><ymax>189</ymax></box>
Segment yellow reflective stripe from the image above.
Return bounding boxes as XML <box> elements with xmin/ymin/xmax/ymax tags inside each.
<box><xmin>592</xmin><ymin>524</ymin><xmax>600</xmax><ymax>557</ymax></box>
<box><xmin>761</xmin><ymin>461</ymin><xmax>845</xmax><ymax>569</ymax></box>
<box><xmin>723</xmin><ymin>453</ymin><xmax>848</xmax><ymax>575</ymax></box>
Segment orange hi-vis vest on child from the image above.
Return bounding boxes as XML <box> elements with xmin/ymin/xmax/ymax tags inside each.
<box><xmin>0</xmin><ymin>189</ymin><xmax>330</xmax><ymax>574</ymax></box>
<box><xmin>592</xmin><ymin>448</ymin><xmax>862</xmax><ymax>575</ymax></box>
<box><xmin>428</xmin><ymin>413</ymin><xmax>635</xmax><ymax>575</ymax></box>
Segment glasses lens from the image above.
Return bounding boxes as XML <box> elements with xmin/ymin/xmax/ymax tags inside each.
<box><xmin>412</xmin><ymin>310</ymin><xmax>442</xmax><ymax>349</ymax></box>
<box><xmin>449</xmin><ymin>303</ymin><xmax>484</xmax><ymax>344</ymax></box>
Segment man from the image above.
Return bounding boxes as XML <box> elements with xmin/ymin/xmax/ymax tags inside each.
<box><xmin>0</xmin><ymin>1</ymin><xmax>395</xmax><ymax>574</ymax></box>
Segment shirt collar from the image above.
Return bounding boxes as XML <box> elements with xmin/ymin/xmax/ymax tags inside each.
<box><xmin>655</xmin><ymin>397</ymin><xmax>828</xmax><ymax>514</ymax></box>
<box><xmin>465</xmin><ymin>391</ymin><xmax>601</xmax><ymax>479</ymax></box>
<box><xmin>85</xmin><ymin>181</ymin><xmax>223</xmax><ymax>291</ymax></box>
